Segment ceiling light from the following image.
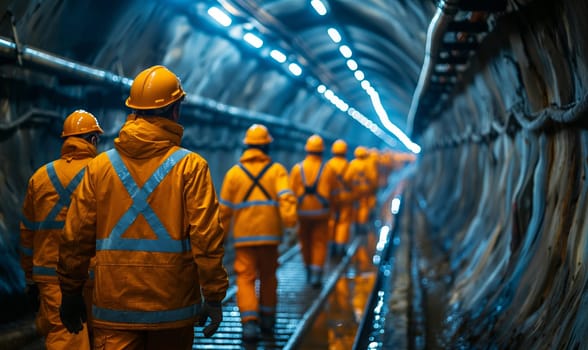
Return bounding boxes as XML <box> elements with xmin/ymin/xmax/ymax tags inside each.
<box><xmin>243</xmin><ymin>33</ymin><xmax>263</xmax><ymax>48</ymax></box>
<box><xmin>324</xmin><ymin>89</ymin><xmax>334</xmax><ymax>100</ymax></box>
<box><xmin>327</xmin><ymin>28</ymin><xmax>341</xmax><ymax>43</ymax></box>
<box><xmin>361</xmin><ymin>80</ymin><xmax>371</xmax><ymax>90</ymax></box>
<box><xmin>207</xmin><ymin>7</ymin><xmax>232</xmax><ymax>27</ymax></box>
<box><xmin>317</xmin><ymin>84</ymin><xmax>327</xmax><ymax>93</ymax></box>
<box><xmin>346</xmin><ymin>59</ymin><xmax>358</xmax><ymax>71</ymax></box>
<box><xmin>339</xmin><ymin>45</ymin><xmax>352</xmax><ymax>58</ymax></box>
<box><xmin>270</xmin><ymin>49</ymin><xmax>286</xmax><ymax>63</ymax></box>
<box><xmin>288</xmin><ymin>62</ymin><xmax>302</xmax><ymax>76</ymax></box>
<box><xmin>311</xmin><ymin>0</ymin><xmax>327</xmax><ymax>16</ymax></box>
<box><xmin>354</xmin><ymin>70</ymin><xmax>365</xmax><ymax>81</ymax></box>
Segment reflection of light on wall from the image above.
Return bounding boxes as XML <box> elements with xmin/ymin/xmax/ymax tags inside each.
<box><xmin>369</xmin><ymin>89</ymin><xmax>421</xmax><ymax>154</ymax></box>
<box><xmin>391</xmin><ymin>197</ymin><xmax>401</xmax><ymax>214</ymax></box>
<box><xmin>376</xmin><ymin>225</ymin><xmax>390</xmax><ymax>251</ymax></box>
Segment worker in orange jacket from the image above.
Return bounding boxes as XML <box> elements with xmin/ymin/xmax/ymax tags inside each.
<box><xmin>57</xmin><ymin>65</ymin><xmax>228</xmax><ymax>349</ymax></box>
<box><xmin>345</xmin><ymin>146</ymin><xmax>378</xmax><ymax>235</ymax></box>
<box><xmin>219</xmin><ymin>124</ymin><xmax>298</xmax><ymax>341</ymax></box>
<box><xmin>326</xmin><ymin>139</ymin><xmax>354</xmax><ymax>259</ymax></box>
<box><xmin>20</xmin><ymin>109</ymin><xmax>103</xmax><ymax>350</ymax></box>
<box><xmin>366</xmin><ymin>148</ymin><xmax>380</xmax><ymax>220</ymax></box>
<box><xmin>377</xmin><ymin>150</ymin><xmax>395</xmax><ymax>189</ymax></box>
<box><xmin>290</xmin><ymin>134</ymin><xmax>339</xmax><ymax>287</ymax></box>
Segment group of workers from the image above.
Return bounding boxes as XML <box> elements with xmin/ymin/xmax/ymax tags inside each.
<box><xmin>18</xmin><ymin>65</ymin><xmax>413</xmax><ymax>349</ymax></box>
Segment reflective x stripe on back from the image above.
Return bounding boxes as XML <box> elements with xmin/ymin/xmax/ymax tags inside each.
<box><xmin>96</xmin><ymin>148</ymin><xmax>190</xmax><ymax>253</ymax></box>
<box><xmin>336</xmin><ymin>162</ymin><xmax>350</xmax><ymax>191</ymax></box>
<box><xmin>238</xmin><ymin>161</ymin><xmax>274</xmax><ymax>202</ymax></box>
<box><xmin>354</xmin><ymin>170</ymin><xmax>371</xmax><ymax>187</ymax></box>
<box><xmin>298</xmin><ymin>162</ymin><xmax>329</xmax><ymax>208</ymax></box>
<box><xmin>27</xmin><ymin>162</ymin><xmax>86</xmax><ymax>230</ymax></box>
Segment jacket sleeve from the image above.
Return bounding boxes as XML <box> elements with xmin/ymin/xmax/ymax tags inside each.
<box><xmin>20</xmin><ymin>177</ymin><xmax>36</xmax><ymax>282</ymax></box>
<box><xmin>187</xmin><ymin>160</ymin><xmax>229</xmax><ymax>303</ymax></box>
<box><xmin>57</xmin><ymin>169</ymin><xmax>96</xmax><ymax>296</ymax></box>
<box><xmin>274</xmin><ymin>164</ymin><xmax>297</xmax><ymax>228</ymax></box>
<box><xmin>289</xmin><ymin>164</ymin><xmax>302</xmax><ymax>199</ymax></box>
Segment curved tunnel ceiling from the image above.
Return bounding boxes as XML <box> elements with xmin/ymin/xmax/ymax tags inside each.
<box><xmin>219</xmin><ymin>0</ymin><xmax>435</xmax><ymax>149</ymax></box>
<box><xmin>0</xmin><ymin>0</ymin><xmax>438</xmax><ymax>152</ymax></box>
<box><xmin>0</xmin><ymin>0</ymin><xmax>514</xmax><ymax>151</ymax></box>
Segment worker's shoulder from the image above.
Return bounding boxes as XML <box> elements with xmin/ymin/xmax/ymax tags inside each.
<box><xmin>176</xmin><ymin>147</ymin><xmax>210</xmax><ymax>166</ymax></box>
<box><xmin>29</xmin><ymin>158</ymin><xmax>58</xmax><ymax>180</ymax></box>
<box><xmin>269</xmin><ymin>160</ymin><xmax>288</xmax><ymax>172</ymax></box>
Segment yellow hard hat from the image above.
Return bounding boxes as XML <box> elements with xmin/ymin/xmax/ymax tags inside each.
<box><xmin>243</xmin><ymin>124</ymin><xmax>273</xmax><ymax>145</ymax></box>
<box><xmin>61</xmin><ymin>110</ymin><xmax>104</xmax><ymax>138</ymax></box>
<box><xmin>305</xmin><ymin>134</ymin><xmax>324</xmax><ymax>153</ymax></box>
<box><xmin>125</xmin><ymin>65</ymin><xmax>186</xmax><ymax>110</ymax></box>
<box><xmin>331</xmin><ymin>139</ymin><xmax>347</xmax><ymax>155</ymax></box>
<box><xmin>354</xmin><ymin>146</ymin><xmax>368</xmax><ymax>158</ymax></box>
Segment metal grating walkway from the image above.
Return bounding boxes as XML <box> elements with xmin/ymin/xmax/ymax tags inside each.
<box><xmin>193</xmin><ymin>239</ymin><xmax>360</xmax><ymax>349</ymax></box>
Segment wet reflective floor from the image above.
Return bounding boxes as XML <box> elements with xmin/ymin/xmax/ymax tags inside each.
<box><xmin>299</xmin><ymin>235</ymin><xmax>379</xmax><ymax>350</ymax></box>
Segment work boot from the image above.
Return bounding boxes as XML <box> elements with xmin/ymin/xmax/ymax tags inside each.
<box><xmin>335</xmin><ymin>244</ymin><xmax>347</xmax><ymax>258</ymax></box>
<box><xmin>260</xmin><ymin>314</ymin><xmax>275</xmax><ymax>335</ymax></box>
<box><xmin>309</xmin><ymin>270</ymin><xmax>322</xmax><ymax>289</ymax></box>
<box><xmin>242</xmin><ymin>321</ymin><xmax>261</xmax><ymax>342</ymax></box>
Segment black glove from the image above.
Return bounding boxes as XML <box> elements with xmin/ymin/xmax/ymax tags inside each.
<box><xmin>25</xmin><ymin>282</ymin><xmax>41</xmax><ymax>312</ymax></box>
<box><xmin>197</xmin><ymin>301</ymin><xmax>223</xmax><ymax>338</ymax></box>
<box><xmin>25</xmin><ymin>283</ymin><xmax>40</xmax><ymax>313</ymax></box>
<box><xmin>59</xmin><ymin>294</ymin><xmax>87</xmax><ymax>334</ymax></box>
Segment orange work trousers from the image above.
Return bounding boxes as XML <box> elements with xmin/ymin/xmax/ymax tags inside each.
<box><xmin>93</xmin><ymin>326</ymin><xmax>194</xmax><ymax>350</ymax></box>
<box><xmin>331</xmin><ymin>204</ymin><xmax>353</xmax><ymax>246</ymax></box>
<box><xmin>234</xmin><ymin>245</ymin><xmax>279</xmax><ymax>323</ymax></box>
<box><xmin>36</xmin><ymin>282</ymin><xmax>91</xmax><ymax>350</ymax></box>
<box><xmin>355</xmin><ymin>196</ymin><xmax>372</xmax><ymax>224</ymax></box>
<box><xmin>299</xmin><ymin>217</ymin><xmax>329</xmax><ymax>272</ymax></box>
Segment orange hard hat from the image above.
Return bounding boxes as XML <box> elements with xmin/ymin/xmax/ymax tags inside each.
<box><xmin>243</xmin><ymin>124</ymin><xmax>273</xmax><ymax>145</ymax></box>
<box><xmin>305</xmin><ymin>134</ymin><xmax>324</xmax><ymax>153</ymax></box>
<box><xmin>331</xmin><ymin>139</ymin><xmax>347</xmax><ymax>155</ymax></box>
<box><xmin>61</xmin><ymin>110</ymin><xmax>104</xmax><ymax>138</ymax></box>
<box><xmin>354</xmin><ymin>146</ymin><xmax>368</xmax><ymax>158</ymax></box>
<box><xmin>125</xmin><ymin>65</ymin><xmax>186</xmax><ymax>110</ymax></box>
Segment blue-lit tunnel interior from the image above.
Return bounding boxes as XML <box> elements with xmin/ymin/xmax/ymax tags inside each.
<box><xmin>1</xmin><ymin>0</ymin><xmax>588</xmax><ymax>349</ymax></box>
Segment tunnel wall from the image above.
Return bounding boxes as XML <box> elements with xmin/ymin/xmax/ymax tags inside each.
<box><xmin>409</xmin><ymin>0</ymin><xmax>588</xmax><ymax>348</ymax></box>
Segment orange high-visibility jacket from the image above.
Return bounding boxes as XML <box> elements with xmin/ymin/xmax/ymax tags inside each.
<box><xmin>345</xmin><ymin>155</ymin><xmax>377</xmax><ymax>200</ymax></box>
<box><xmin>325</xmin><ymin>155</ymin><xmax>354</xmax><ymax>206</ymax></box>
<box><xmin>58</xmin><ymin>115</ymin><xmax>228</xmax><ymax>330</ymax></box>
<box><xmin>21</xmin><ymin>137</ymin><xmax>98</xmax><ymax>284</ymax></box>
<box><xmin>219</xmin><ymin>148</ymin><xmax>297</xmax><ymax>247</ymax></box>
<box><xmin>377</xmin><ymin>151</ymin><xmax>395</xmax><ymax>188</ymax></box>
<box><xmin>290</xmin><ymin>154</ymin><xmax>339</xmax><ymax>219</ymax></box>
